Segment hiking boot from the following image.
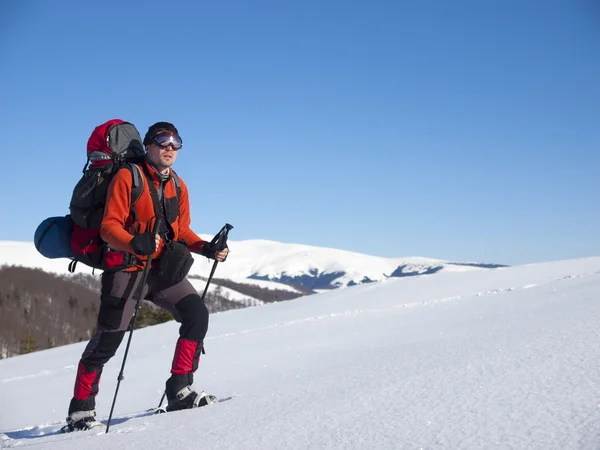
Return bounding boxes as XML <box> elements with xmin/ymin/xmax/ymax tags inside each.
<box><xmin>63</xmin><ymin>410</ymin><xmax>103</xmax><ymax>432</ymax></box>
<box><xmin>166</xmin><ymin>386</ymin><xmax>217</xmax><ymax>412</ymax></box>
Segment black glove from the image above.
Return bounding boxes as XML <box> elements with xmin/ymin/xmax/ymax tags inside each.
<box><xmin>130</xmin><ymin>232</ymin><xmax>157</xmax><ymax>256</ymax></box>
<box><xmin>201</xmin><ymin>242</ymin><xmax>228</xmax><ymax>260</ymax></box>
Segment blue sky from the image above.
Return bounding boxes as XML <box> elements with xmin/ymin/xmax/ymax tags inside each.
<box><xmin>1</xmin><ymin>0</ymin><xmax>598</xmax><ymax>265</ymax></box>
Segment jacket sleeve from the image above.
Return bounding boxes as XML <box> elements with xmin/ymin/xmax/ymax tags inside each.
<box><xmin>177</xmin><ymin>177</ymin><xmax>207</xmax><ymax>254</ymax></box>
<box><xmin>100</xmin><ymin>168</ymin><xmax>136</xmax><ymax>255</ymax></box>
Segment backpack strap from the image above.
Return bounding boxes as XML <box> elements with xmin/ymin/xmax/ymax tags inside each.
<box><xmin>171</xmin><ymin>170</ymin><xmax>181</xmax><ymax>200</ymax></box>
<box><xmin>140</xmin><ymin>163</ymin><xmax>163</xmax><ymax>222</ymax></box>
<box><xmin>129</xmin><ymin>164</ymin><xmax>144</xmax><ymax>204</ymax></box>
<box><xmin>123</xmin><ymin>164</ymin><xmax>144</xmax><ymax>222</ymax></box>
<box><xmin>169</xmin><ymin>170</ymin><xmax>181</xmax><ymax>222</ymax></box>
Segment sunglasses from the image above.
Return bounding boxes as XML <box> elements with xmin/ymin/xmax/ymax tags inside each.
<box><xmin>152</xmin><ymin>132</ymin><xmax>183</xmax><ymax>150</ymax></box>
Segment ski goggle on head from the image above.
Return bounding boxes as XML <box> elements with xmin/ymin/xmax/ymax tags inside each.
<box><xmin>152</xmin><ymin>132</ymin><xmax>183</xmax><ymax>150</ymax></box>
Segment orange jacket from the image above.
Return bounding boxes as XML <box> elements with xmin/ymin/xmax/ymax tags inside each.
<box><xmin>100</xmin><ymin>159</ymin><xmax>206</xmax><ymax>271</ymax></box>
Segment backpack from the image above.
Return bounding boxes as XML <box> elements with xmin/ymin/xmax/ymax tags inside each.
<box><xmin>34</xmin><ymin>119</ymin><xmax>180</xmax><ymax>273</ymax></box>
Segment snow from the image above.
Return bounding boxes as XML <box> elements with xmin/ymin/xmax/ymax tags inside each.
<box><xmin>2</xmin><ymin>238</ymin><xmax>486</xmax><ymax>289</ymax></box>
<box><xmin>201</xmin><ymin>238</ymin><xmax>485</xmax><ymax>287</ymax></box>
<box><xmin>2</xmin><ymin>256</ymin><xmax>600</xmax><ymax>449</ymax></box>
<box><xmin>226</xmin><ymin>277</ymin><xmax>303</xmax><ymax>294</ymax></box>
<box><xmin>0</xmin><ymin>241</ymin><xmax>97</xmax><ymax>275</ymax></box>
<box><xmin>186</xmin><ymin>278</ymin><xmax>264</xmax><ymax>307</ymax></box>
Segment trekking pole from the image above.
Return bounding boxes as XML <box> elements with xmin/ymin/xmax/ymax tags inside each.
<box><xmin>106</xmin><ymin>217</ymin><xmax>163</xmax><ymax>433</ymax></box>
<box><xmin>155</xmin><ymin>223</ymin><xmax>233</xmax><ymax>411</ymax></box>
<box><xmin>201</xmin><ymin>223</ymin><xmax>234</xmax><ymax>301</ymax></box>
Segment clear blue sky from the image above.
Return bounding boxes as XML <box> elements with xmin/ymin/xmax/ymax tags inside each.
<box><xmin>1</xmin><ymin>0</ymin><xmax>598</xmax><ymax>266</ymax></box>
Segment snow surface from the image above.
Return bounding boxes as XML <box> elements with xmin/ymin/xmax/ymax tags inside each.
<box><xmin>2</xmin><ymin>256</ymin><xmax>600</xmax><ymax>449</ymax></box>
<box><xmin>225</xmin><ymin>277</ymin><xmax>302</xmax><ymax>294</ymax></box>
<box><xmin>186</xmin><ymin>278</ymin><xmax>264</xmax><ymax>307</ymax></box>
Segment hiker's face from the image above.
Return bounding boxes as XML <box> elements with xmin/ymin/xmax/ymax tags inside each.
<box><xmin>146</xmin><ymin>142</ymin><xmax>178</xmax><ymax>170</ymax></box>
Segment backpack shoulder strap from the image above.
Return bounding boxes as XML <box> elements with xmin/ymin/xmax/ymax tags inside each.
<box><xmin>171</xmin><ymin>170</ymin><xmax>181</xmax><ymax>199</ymax></box>
<box><xmin>118</xmin><ymin>163</ymin><xmax>145</xmax><ymax>221</ymax></box>
<box><xmin>170</xmin><ymin>170</ymin><xmax>181</xmax><ymax>218</ymax></box>
<box><xmin>128</xmin><ymin>163</ymin><xmax>144</xmax><ymax>205</ymax></box>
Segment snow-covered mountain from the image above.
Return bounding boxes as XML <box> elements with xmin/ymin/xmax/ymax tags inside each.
<box><xmin>220</xmin><ymin>238</ymin><xmax>504</xmax><ymax>289</ymax></box>
<box><xmin>1</xmin><ymin>256</ymin><xmax>599</xmax><ymax>449</ymax></box>
<box><xmin>0</xmin><ymin>238</ymin><xmax>504</xmax><ymax>290</ymax></box>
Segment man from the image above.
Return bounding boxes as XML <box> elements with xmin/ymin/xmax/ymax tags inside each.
<box><xmin>66</xmin><ymin>122</ymin><xmax>228</xmax><ymax>431</ymax></box>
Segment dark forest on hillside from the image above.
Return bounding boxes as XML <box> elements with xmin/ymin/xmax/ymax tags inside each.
<box><xmin>0</xmin><ymin>266</ymin><xmax>311</xmax><ymax>359</ymax></box>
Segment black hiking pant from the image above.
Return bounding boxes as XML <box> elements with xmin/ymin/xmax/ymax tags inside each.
<box><xmin>68</xmin><ymin>267</ymin><xmax>208</xmax><ymax>414</ymax></box>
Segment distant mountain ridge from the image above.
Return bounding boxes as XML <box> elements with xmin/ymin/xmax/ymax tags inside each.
<box><xmin>0</xmin><ymin>239</ymin><xmax>507</xmax><ymax>290</ymax></box>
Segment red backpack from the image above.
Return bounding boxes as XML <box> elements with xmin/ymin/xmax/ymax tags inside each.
<box><xmin>67</xmin><ymin>119</ymin><xmax>146</xmax><ymax>272</ymax></box>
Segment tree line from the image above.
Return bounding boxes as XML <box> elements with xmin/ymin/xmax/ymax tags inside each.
<box><xmin>0</xmin><ymin>265</ymin><xmax>311</xmax><ymax>358</ymax></box>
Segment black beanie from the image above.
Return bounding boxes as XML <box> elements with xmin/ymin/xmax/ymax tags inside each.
<box><xmin>143</xmin><ymin>122</ymin><xmax>179</xmax><ymax>145</ymax></box>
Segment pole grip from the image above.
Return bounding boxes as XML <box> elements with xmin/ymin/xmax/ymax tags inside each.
<box><xmin>210</xmin><ymin>223</ymin><xmax>234</xmax><ymax>251</ymax></box>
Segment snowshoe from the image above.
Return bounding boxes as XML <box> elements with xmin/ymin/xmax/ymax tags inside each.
<box><xmin>166</xmin><ymin>386</ymin><xmax>217</xmax><ymax>412</ymax></box>
<box><xmin>61</xmin><ymin>410</ymin><xmax>103</xmax><ymax>433</ymax></box>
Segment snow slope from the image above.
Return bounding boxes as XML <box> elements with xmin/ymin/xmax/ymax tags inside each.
<box><xmin>186</xmin><ymin>278</ymin><xmax>264</xmax><ymax>307</ymax></box>
<box><xmin>198</xmin><ymin>238</ymin><xmax>492</xmax><ymax>288</ymax></box>
<box><xmin>1</xmin><ymin>256</ymin><xmax>600</xmax><ymax>449</ymax></box>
